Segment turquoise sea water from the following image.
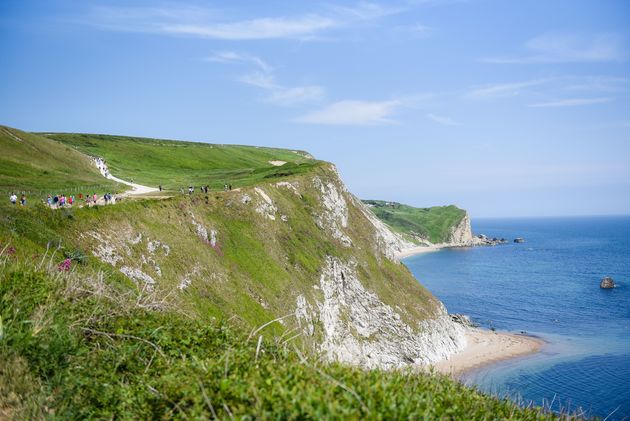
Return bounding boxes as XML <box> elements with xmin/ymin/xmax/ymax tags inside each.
<box><xmin>403</xmin><ymin>216</ymin><xmax>630</xmax><ymax>420</ymax></box>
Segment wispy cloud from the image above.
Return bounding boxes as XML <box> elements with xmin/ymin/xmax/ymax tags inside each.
<box><xmin>528</xmin><ymin>97</ymin><xmax>613</xmax><ymax>108</ymax></box>
<box><xmin>86</xmin><ymin>2</ymin><xmax>406</xmax><ymax>41</ymax></box>
<box><xmin>426</xmin><ymin>113</ymin><xmax>459</xmax><ymax>126</ymax></box>
<box><xmin>208</xmin><ymin>51</ymin><xmax>324</xmax><ymax>106</ymax></box>
<box><xmin>295</xmin><ymin>100</ymin><xmax>401</xmax><ymax>125</ymax></box>
<box><xmin>464</xmin><ymin>79</ymin><xmax>547</xmax><ymax>99</ymax></box>
<box><xmin>206</xmin><ymin>51</ymin><xmax>271</xmax><ymax>72</ymax></box>
<box><xmin>481</xmin><ymin>33</ymin><xmax>626</xmax><ymax>64</ymax></box>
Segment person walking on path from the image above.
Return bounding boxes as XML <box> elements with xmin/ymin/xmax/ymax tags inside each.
<box><xmin>47</xmin><ymin>195</ymin><xmax>52</xmax><ymax>207</ymax></box>
<box><xmin>9</xmin><ymin>193</ymin><xmax>17</xmax><ymax>205</ymax></box>
<box><xmin>20</xmin><ymin>194</ymin><xmax>26</xmax><ymax>206</ymax></box>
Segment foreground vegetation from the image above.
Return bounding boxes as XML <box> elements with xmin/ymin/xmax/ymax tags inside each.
<box><xmin>363</xmin><ymin>200</ymin><xmax>467</xmax><ymax>244</ymax></box>
<box><xmin>0</xmin><ymin>247</ymin><xmax>556</xmax><ymax>419</ymax></box>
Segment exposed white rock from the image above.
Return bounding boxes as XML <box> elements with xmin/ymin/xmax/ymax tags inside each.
<box><xmin>241</xmin><ymin>194</ymin><xmax>251</xmax><ymax>204</ymax></box>
<box><xmin>296</xmin><ymin>256</ymin><xmax>466</xmax><ymax>369</ymax></box>
<box><xmin>178</xmin><ymin>276</ymin><xmax>192</xmax><ymax>290</ymax></box>
<box><xmin>312</xmin><ymin>177</ymin><xmax>352</xmax><ymax>247</ymax></box>
<box><xmin>190</xmin><ymin>214</ymin><xmax>209</xmax><ymax>241</ymax></box>
<box><xmin>86</xmin><ymin>232</ymin><xmax>123</xmax><ymax>266</ymax></box>
<box><xmin>210</xmin><ymin>230</ymin><xmax>218</xmax><ymax>247</ymax></box>
<box><xmin>446</xmin><ymin>212</ymin><xmax>473</xmax><ymax>246</ymax></box>
<box><xmin>275</xmin><ymin>181</ymin><xmax>301</xmax><ymax>197</ymax></box>
<box><xmin>130</xmin><ymin>233</ymin><xmax>143</xmax><ymax>245</ymax></box>
<box><xmin>254</xmin><ymin>187</ymin><xmax>277</xmax><ymax>220</ymax></box>
<box><xmin>120</xmin><ymin>266</ymin><xmax>156</xmax><ymax>289</ymax></box>
<box><xmin>268</xmin><ymin>160</ymin><xmax>286</xmax><ymax>166</ymax></box>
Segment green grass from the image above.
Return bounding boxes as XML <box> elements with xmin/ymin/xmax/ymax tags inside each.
<box><xmin>44</xmin><ymin>132</ymin><xmax>323</xmax><ymax>191</ymax></box>
<box><xmin>0</xmin><ymin>126</ymin><xmax>121</xmax><ymax>199</ymax></box>
<box><xmin>0</xmin><ymin>251</ymin><xmax>558</xmax><ymax>419</ymax></box>
<box><xmin>363</xmin><ymin>200</ymin><xmax>467</xmax><ymax>244</ymax></box>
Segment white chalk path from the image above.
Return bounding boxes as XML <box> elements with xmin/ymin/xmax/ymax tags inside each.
<box><xmin>93</xmin><ymin>157</ymin><xmax>158</xmax><ymax>196</ymax></box>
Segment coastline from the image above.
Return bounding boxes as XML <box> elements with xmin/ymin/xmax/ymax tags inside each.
<box><xmin>433</xmin><ymin>328</ymin><xmax>544</xmax><ymax>378</ymax></box>
<box><xmin>395</xmin><ymin>245</ymin><xmax>441</xmax><ymax>259</ymax></box>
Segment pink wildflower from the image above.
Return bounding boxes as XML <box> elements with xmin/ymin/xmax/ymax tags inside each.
<box><xmin>58</xmin><ymin>258</ymin><xmax>72</xmax><ymax>272</ymax></box>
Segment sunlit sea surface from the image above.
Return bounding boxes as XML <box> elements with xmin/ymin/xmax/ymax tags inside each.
<box><xmin>403</xmin><ymin>216</ymin><xmax>630</xmax><ymax>419</ymax></box>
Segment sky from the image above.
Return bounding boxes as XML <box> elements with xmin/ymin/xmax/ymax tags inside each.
<box><xmin>1</xmin><ymin>0</ymin><xmax>629</xmax><ymax>217</ymax></box>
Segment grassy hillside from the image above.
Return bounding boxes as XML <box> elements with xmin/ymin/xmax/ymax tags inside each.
<box><xmin>0</xmin><ymin>126</ymin><xmax>120</xmax><ymax>198</ymax></box>
<box><xmin>363</xmin><ymin>200</ymin><xmax>467</xmax><ymax>244</ymax></box>
<box><xmin>0</xmin><ymin>126</ymin><xmax>555</xmax><ymax>417</ymax></box>
<box><xmin>44</xmin><ymin>132</ymin><xmax>322</xmax><ymax>191</ymax></box>
<box><xmin>0</xmin><ymin>250</ymin><xmax>554</xmax><ymax>419</ymax></box>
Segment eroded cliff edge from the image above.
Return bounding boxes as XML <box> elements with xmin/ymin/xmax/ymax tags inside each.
<box><xmin>74</xmin><ymin>163</ymin><xmax>466</xmax><ymax>369</ymax></box>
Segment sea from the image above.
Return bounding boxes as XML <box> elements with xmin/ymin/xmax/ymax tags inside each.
<box><xmin>403</xmin><ymin>216</ymin><xmax>630</xmax><ymax>420</ymax></box>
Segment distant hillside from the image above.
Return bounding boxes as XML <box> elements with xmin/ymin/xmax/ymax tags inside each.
<box><xmin>44</xmin><ymin>133</ymin><xmax>321</xmax><ymax>191</ymax></box>
<box><xmin>362</xmin><ymin>200</ymin><xmax>468</xmax><ymax>244</ymax></box>
<box><xmin>0</xmin><ymin>126</ymin><xmax>120</xmax><ymax>196</ymax></box>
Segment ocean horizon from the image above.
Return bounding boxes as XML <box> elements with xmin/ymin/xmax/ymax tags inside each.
<box><xmin>404</xmin><ymin>215</ymin><xmax>630</xmax><ymax>420</ymax></box>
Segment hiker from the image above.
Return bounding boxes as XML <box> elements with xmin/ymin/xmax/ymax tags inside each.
<box><xmin>159</xmin><ymin>185</ymin><xmax>162</xmax><ymax>192</ymax></box>
<box><xmin>53</xmin><ymin>195</ymin><xmax>59</xmax><ymax>207</ymax></box>
<box><xmin>92</xmin><ymin>193</ymin><xmax>97</xmax><ymax>203</ymax></box>
<box><xmin>223</xmin><ymin>183</ymin><xmax>228</xmax><ymax>192</ymax></box>
<box><xmin>59</xmin><ymin>195</ymin><xmax>65</xmax><ymax>207</ymax></box>
<box><xmin>68</xmin><ymin>195</ymin><xmax>74</xmax><ymax>206</ymax></box>
<box><xmin>228</xmin><ymin>184</ymin><xmax>232</xmax><ymax>191</ymax></box>
<box><xmin>9</xmin><ymin>193</ymin><xmax>17</xmax><ymax>205</ymax></box>
<box><xmin>188</xmin><ymin>186</ymin><xmax>193</xmax><ymax>195</ymax></box>
<box><xmin>20</xmin><ymin>194</ymin><xmax>26</xmax><ymax>205</ymax></box>
<box><xmin>79</xmin><ymin>192</ymin><xmax>83</xmax><ymax>200</ymax></box>
<box><xmin>47</xmin><ymin>195</ymin><xmax>52</xmax><ymax>207</ymax></box>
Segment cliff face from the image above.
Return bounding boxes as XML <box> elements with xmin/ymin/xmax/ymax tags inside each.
<box><xmin>69</xmin><ymin>164</ymin><xmax>465</xmax><ymax>369</ymax></box>
<box><xmin>443</xmin><ymin>212</ymin><xmax>474</xmax><ymax>246</ymax></box>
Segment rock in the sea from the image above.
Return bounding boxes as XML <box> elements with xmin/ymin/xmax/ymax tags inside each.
<box><xmin>600</xmin><ymin>277</ymin><xmax>615</xmax><ymax>289</ymax></box>
<box><xmin>514</xmin><ymin>237</ymin><xmax>525</xmax><ymax>243</ymax></box>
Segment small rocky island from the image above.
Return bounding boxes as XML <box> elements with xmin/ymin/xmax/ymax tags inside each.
<box><xmin>514</xmin><ymin>237</ymin><xmax>526</xmax><ymax>243</ymax></box>
<box><xmin>600</xmin><ymin>277</ymin><xmax>615</xmax><ymax>289</ymax></box>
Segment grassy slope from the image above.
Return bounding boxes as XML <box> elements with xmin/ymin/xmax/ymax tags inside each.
<box><xmin>44</xmin><ymin>132</ymin><xmax>322</xmax><ymax>191</ymax></box>
<box><xmin>0</xmin><ymin>252</ymin><xmax>555</xmax><ymax>419</ymax></box>
<box><xmin>0</xmin><ymin>126</ymin><xmax>121</xmax><ymax>197</ymax></box>
<box><xmin>363</xmin><ymin>200</ymin><xmax>467</xmax><ymax>244</ymax></box>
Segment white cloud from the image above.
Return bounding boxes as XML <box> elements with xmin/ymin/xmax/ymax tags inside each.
<box><xmin>481</xmin><ymin>33</ymin><xmax>625</xmax><ymax>64</ymax></box>
<box><xmin>209</xmin><ymin>51</ymin><xmax>324</xmax><ymax>106</ymax></box>
<box><xmin>162</xmin><ymin>15</ymin><xmax>337</xmax><ymax>40</ymax></box>
<box><xmin>295</xmin><ymin>100</ymin><xmax>401</xmax><ymax>125</ymax></box>
<box><xmin>464</xmin><ymin>80</ymin><xmax>547</xmax><ymax>99</ymax></box>
<box><xmin>427</xmin><ymin>113</ymin><xmax>459</xmax><ymax>126</ymax></box>
<box><xmin>206</xmin><ymin>52</ymin><xmax>271</xmax><ymax>73</ymax></box>
<box><xmin>86</xmin><ymin>2</ymin><xmax>408</xmax><ymax>41</ymax></box>
<box><xmin>528</xmin><ymin>98</ymin><xmax>613</xmax><ymax>108</ymax></box>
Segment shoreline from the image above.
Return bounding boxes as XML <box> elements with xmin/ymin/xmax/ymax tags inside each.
<box><xmin>433</xmin><ymin>328</ymin><xmax>544</xmax><ymax>378</ymax></box>
<box><xmin>395</xmin><ymin>245</ymin><xmax>442</xmax><ymax>259</ymax></box>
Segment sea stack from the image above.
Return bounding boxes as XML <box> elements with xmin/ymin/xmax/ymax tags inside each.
<box><xmin>514</xmin><ymin>237</ymin><xmax>525</xmax><ymax>243</ymax></box>
<box><xmin>600</xmin><ymin>277</ymin><xmax>615</xmax><ymax>289</ymax></box>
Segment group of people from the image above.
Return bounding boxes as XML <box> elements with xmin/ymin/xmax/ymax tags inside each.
<box><xmin>9</xmin><ymin>193</ymin><xmax>26</xmax><ymax>206</ymax></box>
<box><xmin>181</xmin><ymin>184</ymin><xmax>232</xmax><ymax>195</ymax></box>
<box><xmin>44</xmin><ymin>192</ymin><xmax>116</xmax><ymax>208</ymax></box>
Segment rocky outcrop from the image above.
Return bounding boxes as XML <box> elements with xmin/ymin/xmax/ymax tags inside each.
<box><xmin>295</xmin><ymin>257</ymin><xmax>466</xmax><ymax>369</ymax></box>
<box><xmin>600</xmin><ymin>277</ymin><xmax>615</xmax><ymax>289</ymax></box>
<box><xmin>446</xmin><ymin>212</ymin><xmax>474</xmax><ymax>246</ymax></box>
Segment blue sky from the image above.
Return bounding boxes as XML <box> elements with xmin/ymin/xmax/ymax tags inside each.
<box><xmin>1</xmin><ymin>0</ymin><xmax>629</xmax><ymax>217</ymax></box>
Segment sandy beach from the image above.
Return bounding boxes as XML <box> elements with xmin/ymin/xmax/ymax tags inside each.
<box><xmin>433</xmin><ymin>328</ymin><xmax>544</xmax><ymax>377</ymax></box>
<box><xmin>395</xmin><ymin>245</ymin><xmax>441</xmax><ymax>259</ymax></box>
